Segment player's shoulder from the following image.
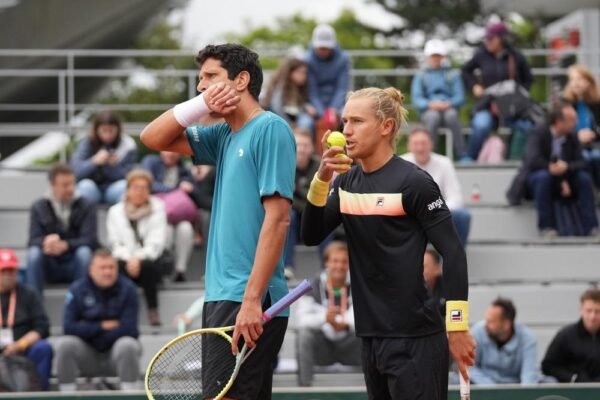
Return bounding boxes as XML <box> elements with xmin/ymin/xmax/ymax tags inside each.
<box><xmin>254</xmin><ymin>111</ymin><xmax>289</xmax><ymax>128</ymax></box>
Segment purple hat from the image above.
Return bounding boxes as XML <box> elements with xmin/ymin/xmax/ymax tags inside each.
<box><xmin>485</xmin><ymin>22</ymin><xmax>509</xmax><ymax>40</ymax></box>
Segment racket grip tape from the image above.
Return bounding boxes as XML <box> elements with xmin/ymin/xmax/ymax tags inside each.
<box><xmin>459</xmin><ymin>373</ymin><xmax>470</xmax><ymax>400</ymax></box>
<box><xmin>262</xmin><ymin>279</ymin><xmax>313</xmax><ymax>322</ymax></box>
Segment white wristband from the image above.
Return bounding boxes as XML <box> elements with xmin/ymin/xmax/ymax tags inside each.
<box><xmin>173</xmin><ymin>93</ymin><xmax>211</xmax><ymax>127</ymax></box>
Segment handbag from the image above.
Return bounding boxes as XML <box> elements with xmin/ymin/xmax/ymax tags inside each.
<box><xmin>0</xmin><ymin>355</ymin><xmax>42</xmax><ymax>392</ymax></box>
<box><xmin>154</xmin><ymin>189</ymin><xmax>198</xmax><ymax>225</ymax></box>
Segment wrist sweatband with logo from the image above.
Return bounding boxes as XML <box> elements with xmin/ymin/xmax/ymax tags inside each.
<box><xmin>173</xmin><ymin>93</ymin><xmax>211</xmax><ymax>127</ymax></box>
<box><xmin>446</xmin><ymin>300</ymin><xmax>469</xmax><ymax>331</ymax></box>
<box><xmin>307</xmin><ymin>173</ymin><xmax>330</xmax><ymax>207</ymax></box>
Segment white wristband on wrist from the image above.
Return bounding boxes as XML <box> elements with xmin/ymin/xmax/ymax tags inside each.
<box><xmin>173</xmin><ymin>93</ymin><xmax>211</xmax><ymax>127</ymax></box>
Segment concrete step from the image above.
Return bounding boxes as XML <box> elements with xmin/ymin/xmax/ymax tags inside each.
<box><xmin>457</xmin><ymin>167</ymin><xmax>516</xmax><ymax>206</ymax></box>
<box><xmin>467</xmin><ymin>243</ymin><xmax>600</xmax><ymax>283</ymax></box>
<box><xmin>469</xmin><ymin>283</ymin><xmax>590</xmax><ymax>326</ymax></box>
<box><xmin>0</xmin><ymin>171</ymin><xmax>46</xmax><ymax>209</ymax></box>
<box><xmin>469</xmin><ymin>206</ymin><xmax>600</xmax><ymax>241</ymax></box>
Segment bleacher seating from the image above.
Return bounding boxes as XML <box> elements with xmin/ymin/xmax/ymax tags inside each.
<box><xmin>1</xmin><ymin>162</ymin><xmax>599</xmax><ymax>387</ymax></box>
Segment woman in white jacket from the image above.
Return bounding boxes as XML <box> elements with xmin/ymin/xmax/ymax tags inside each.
<box><xmin>107</xmin><ymin>169</ymin><xmax>168</xmax><ymax>326</ymax></box>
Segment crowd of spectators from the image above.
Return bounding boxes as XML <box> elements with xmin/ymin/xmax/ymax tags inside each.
<box><xmin>3</xmin><ymin>20</ymin><xmax>600</xmax><ymax>393</ymax></box>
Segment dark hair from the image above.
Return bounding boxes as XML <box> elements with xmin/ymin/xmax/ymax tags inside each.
<box><xmin>581</xmin><ymin>288</ymin><xmax>600</xmax><ymax>304</ymax></box>
<box><xmin>549</xmin><ymin>102</ymin><xmax>574</xmax><ymax>125</ymax></box>
<box><xmin>196</xmin><ymin>44</ymin><xmax>263</xmax><ymax>101</ymax></box>
<box><xmin>89</xmin><ymin>110</ymin><xmax>123</xmax><ymax>151</ymax></box>
<box><xmin>323</xmin><ymin>240</ymin><xmax>348</xmax><ymax>262</ymax></box>
<box><xmin>408</xmin><ymin>125</ymin><xmax>433</xmax><ymax>140</ymax></box>
<box><xmin>492</xmin><ymin>297</ymin><xmax>516</xmax><ymax>323</ymax></box>
<box><xmin>93</xmin><ymin>247</ymin><xmax>114</xmax><ymax>259</ymax></box>
<box><xmin>424</xmin><ymin>247</ymin><xmax>441</xmax><ymax>265</ymax></box>
<box><xmin>48</xmin><ymin>163</ymin><xmax>74</xmax><ymax>183</ymax></box>
<box><xmin>262</xmin><ymin>58</ymin><xmax>308</xmax><ymax>110</ymax></box>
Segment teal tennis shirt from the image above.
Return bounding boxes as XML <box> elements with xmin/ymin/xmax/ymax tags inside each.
<box><xmin>186</xmin><ymin>112</ymin><xmax>296</xmax><ymax>314</ymax></box>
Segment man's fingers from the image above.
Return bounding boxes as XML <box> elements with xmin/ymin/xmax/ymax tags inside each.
<box><xmin>242</xmin><ymin>329</ymin><xmax>255</xmax><ymax>349</ymax></box>
<box><xmin>459</xmin><ymin>364</ymin><xmax>469</xmax><ymax>382</ymax></box>
<box><xmin>320</xmin><ymin>130</ymin><xmax>332</xmax><ymax>153</ymax></box>
<box><xmin>231</xmin><ymin>328</ymin><xmax>240</xmax><ymax>355</ymax></box>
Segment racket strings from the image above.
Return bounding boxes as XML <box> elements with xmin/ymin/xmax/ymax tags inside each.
<box><xmin>147</xmin><ymin>332</ymin><xmax>236</xmax><ymax>400</ymax></box>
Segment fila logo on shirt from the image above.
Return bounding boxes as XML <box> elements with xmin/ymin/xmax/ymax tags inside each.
<box><xmin>238</xmin><ymin>148</ymin><xmax>244</xmax><ymax>157</ymax></box>
<box><xmin>427</xmin><ymin>197</ymin><xmax>444</xmax><ymax>211</ymax></box>
<box><xmin>450</xmin><ymin>310</ymin><xmax>462</xmax><ymax>322</ymax></box>
<box><xmin>376</xmin><ymin>197</ymin><xmax>384</xmax><ymax>206</ymax></box>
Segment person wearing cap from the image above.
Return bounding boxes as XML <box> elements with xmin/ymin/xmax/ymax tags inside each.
<box><xmin>411</xmin><ymin>39</ymin><xmax>466</xmax><ymax>159</ymax></box>
<box><xmin>462</xmin><ymin>21</ymin><xmax>534</xmax><ymax>161</ymax></box>
<box><xmin>26</xmin><ymin>163</ymin><xmax>97</xmax><ymax>293</ymax></box>
<box><xmin>306</xmin><ymin>24</ymin><xmax>351</xmax><ymax>151</ymax></box>
<box><xmin>0</xmin><ymin>248</ymin><xmax>53</xmax><ymax>390</ymax></box>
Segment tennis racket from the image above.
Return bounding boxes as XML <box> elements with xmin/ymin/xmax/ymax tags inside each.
<box><xmin>459</xmin><ymin>372</ymin><xmax>470</xmax><ymax>400</ymax></box>
<box><xmin>145</xmin><ymin>279</ymin><xmax>313</xmax><ymax>400</ymax></box>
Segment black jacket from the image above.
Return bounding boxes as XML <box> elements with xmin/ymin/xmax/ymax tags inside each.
<box><xmin>542</xmin><ymin>320</ymin><xmax>600</xmax><ymax>382</ymax></box>
<box><xmin>28</xmin><ymin>196</ymin><xmax>97</xmax><ymax>250</ymax></box>
<box><xmin>0</xmin><ymin>284</ymin><xmax>50</xmax><ymax>341</ymax></box>
<box><xmin>506</xmin><ymin>124</ymin><xmax>585</xmax><ymax>205</ymax></box>
<box><xmin>462</xmin><ymin>45</ymin><xmax>533</xmax><ymax>91</ymax></box>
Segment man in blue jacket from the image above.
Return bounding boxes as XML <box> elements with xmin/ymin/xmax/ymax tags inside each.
<box><xmin>470</xmin><ymin>298</ymin><xmax>539</xmax><ymax>385</ymax></box>
<box><xmin>26</xmin><ymin>163</ymin><xmax>96</xmax><ymax>293</ymax></box>
<box><xmin>411</xmin><ymin>39</ymin><xmax>466</xmax><ymax>159</ymax></box>
<box><xmin>306</xmin><ymin>23</ymin><xmax>350</xmax><ymax>147</ymax></box>
<box><xmin>55</xmin><ymin>248</ymin><xmax>140</xmax><ymax>391</ymax></box>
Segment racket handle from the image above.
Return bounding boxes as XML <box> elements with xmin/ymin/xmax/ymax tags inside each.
<box><xmin>459</xmin><ymin>373</ymin><xmax>470</xmax><ymax>400</ymax></box>
<box><xmin>262</xmin><ymin>279</ymin><xmax>313</xmax><ymax>322</ymax></box>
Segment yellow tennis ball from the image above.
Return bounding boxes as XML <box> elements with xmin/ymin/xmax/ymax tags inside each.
<box><xmin>334</xmin><ymin>153</ymin><xmax>350</xmax><ymax>174</ymax></box>
<box><xmin>326</xmin><ymin>131</ymin><xmax>346</xmax><ymax>149</ymax></box>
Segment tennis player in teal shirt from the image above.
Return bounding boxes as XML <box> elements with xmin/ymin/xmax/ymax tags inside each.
<box><xmin>141</xmin><ymin>44</ymin><xmax>296</xmax><ymax>399</ymax></box>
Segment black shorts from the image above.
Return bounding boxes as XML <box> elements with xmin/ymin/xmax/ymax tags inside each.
<box><xmin>361</xmin><ymin>331</ymin><xmax>449</xmax><ymax>400</ymax></box>
<box><xmin>201</xmin><ymin>295</ymin><xmax>288</xmax><ymax>400</ymax></box>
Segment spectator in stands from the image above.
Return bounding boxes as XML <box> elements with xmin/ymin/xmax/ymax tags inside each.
<box><xmin>26</xmin><ymin>163</ymin><xmax>96</xmax><ymax>293</ymax></box>
<box><xmin>462</xmin><ymin>21</ymin><xmax>534</xmax><ymax>161</ymax></box>
<box><xmin>141</xmin><ymin>151</ymin><xmax>195</xmax><ymax>282</ymax></box>
<box><xmin>470</xmin><ymin>298</ymin><xmax>538</xmax><ymax>384</ymax></box>
<box><xmin>174</xmin><ymin>296</ymin><xmax>204</xmax><ymax>332</ymax></box>
<box><xmin>190</xmin><ymin>164</ymin><xmax>216</xmax><ymax>246</ymax></box>
<box><xmin>262</xmin><ymin>58</ymin><xmax>316</xmax><ymax>131</ymax></box>
<box><xmin>306</xmin><ymin>24</ymin><xmax>351</xmax><ymax>152</ymax></box>
<box><xmin>411</xmin><ymin>39</ymin><xmax>466</xmax><ymax>159</ymax></box>
<box><xmin>403</xmin><ymin>127</ymin><xmax>472</xmax><ymax>245</ymax></box>
<box><xmin>0</xmin><ymin>248</ymin><xmax>52</xmax><ymax>390</ymax></box>
<box><xmin>283</xmin><ymin>128</ymin><xmax>322</xmax><ymax>280</ymax></box>
<box><xmin>542</xmin><ymin>288</ymin><xmax>600</xmax><ymax>382</ymax></box>
<box><xmin>56</xmin><ymin>248</ymin><xmax>140</xmax><ymax>391</ymax></box>
<box><xmin>106</xmin><ymin>169</ymin><xmax>169</xmax><ymax>326</ymax></box>
<box><xmin>507</xmin><ymin>102</ymin><xmax>598</xmax><ymax>238</ymax></box>
<box><xmin>295</xmin><ymin>241</ymin><xmax>361</xmax><ymax>387</ymax></box>
<box><xmin>423</xmin><ymin>247</ymin><xmax>445</xmax><ymax>317</ymax></box>
<box><xmin>562</xmin><ymin>64</ymin><xmax>600</xmax><ymax>188</ymax></box>
<box><xmin>71</xmin><ymin>111</ymin><xmax>137</xmax><ymax>205</ymax></box>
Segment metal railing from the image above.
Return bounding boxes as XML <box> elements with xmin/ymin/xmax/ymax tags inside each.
<box><xmin>1</xmin><ymin>47</ymin><xmax>599</xmax><ymax>138</ymax></box>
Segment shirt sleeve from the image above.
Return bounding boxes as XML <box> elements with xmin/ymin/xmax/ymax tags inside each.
<box><xmin>251</xmin><ymin>118</ymin><xmax>296</xmax><ymax>201</ymax></box>
<box><xmin>403</xmin><ymin>168</ymin><xmax>452</xmax><ymax>230</ymax></box>
<box><xmin>185</xmin><ymin>123</ymin><xmax>229</xmax><ymax>165</ymax></box>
